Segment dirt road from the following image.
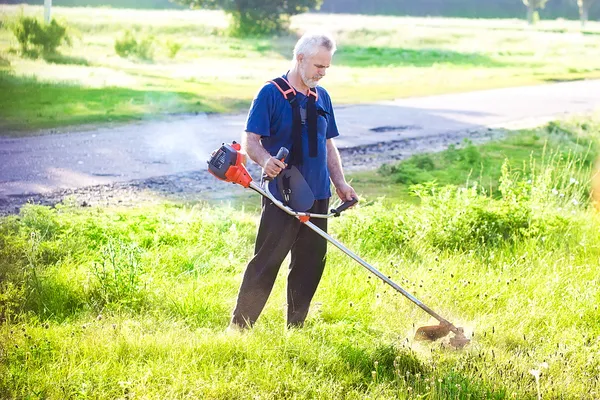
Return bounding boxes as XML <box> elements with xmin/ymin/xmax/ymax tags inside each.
<box><xmin>1</xmin><ymin>79</ymin><xmax>598</xmax><ymax>214</ymax></box>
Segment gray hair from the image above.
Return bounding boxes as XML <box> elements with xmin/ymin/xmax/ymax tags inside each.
<box><xmin>293</xmin><ymin>31</ymin><xmax>337</xmax><ymax>61</ymax></box>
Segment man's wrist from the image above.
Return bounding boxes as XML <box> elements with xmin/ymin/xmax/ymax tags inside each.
<box><xmin>260</xmin><ymin>154</ymin><xmax>272</xmax><ymax>169</ymax></box>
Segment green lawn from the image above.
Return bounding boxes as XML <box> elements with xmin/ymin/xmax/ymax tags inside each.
<box><xmin>2</xmin><ymin>117</ymin><xmax>600</xmax><ymax>398</ymax></box>
<box><xmin>1</xmin><ymin>5</ymin><xmax>600</xmax><ymax>133</ymax></box>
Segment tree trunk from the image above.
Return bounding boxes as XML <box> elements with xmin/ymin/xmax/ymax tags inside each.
<box><xmin>44</xmin><ymin>0</ymin><xmax>52</xmax><ymax>24</ymax></box>
<box><xmin>580</xmin><ymin>4</ymin><xmax>589</xmax><ymax>28</ymax></box>
<box><xmin>527</xmin><ymin>4</ymin><xmax>535</xmax><ymax>25</ymax></box>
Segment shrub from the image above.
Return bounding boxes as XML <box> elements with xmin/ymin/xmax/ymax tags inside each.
<box><xmin>10</xmin><ymin>16</ymin><xmax>70</xmax><ymax>58</ymax></box>
<box><xmin>114</xmin><ymin>30</ymin><xmax>154</xmax><ymax>60</ymax></box>
<box><xmin>166</xmin><ymin>40</ymin><xmax>182</xmax><ymax>59</ymax></box>
<box><xmin>173</xmin><ymin>0</ymin><xmax>322</xmax><ymax>36</ymax></box>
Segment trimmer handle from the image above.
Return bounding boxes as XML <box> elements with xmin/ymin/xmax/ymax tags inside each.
<box><xmin>331</xmin><ymin>198</ymin><xmax>359</xmax><ymax>217</ymax></box>
<box><xmin>275</xmin><ymin>147</ymin><xmax>289</xmax><ymax>162</ymax></box>
<box><xmin>263</xmin><ymin>147</ymin><xmax>289</xmax><ymax>181</ymax></box>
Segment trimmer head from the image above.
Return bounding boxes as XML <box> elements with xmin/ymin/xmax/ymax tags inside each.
<box><xmin>415</xmin><ymin>324</ymin><xmax>470</xmax><ymax>349</ymax></box>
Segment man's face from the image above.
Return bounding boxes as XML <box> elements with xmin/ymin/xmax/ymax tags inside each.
<box><xmin>299</xmin><ymin>47</ymin><xmax>332</xmax><ymax>88</ymax></box>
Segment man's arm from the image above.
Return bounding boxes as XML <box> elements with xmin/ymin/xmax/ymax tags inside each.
<box><xmin>327</xmin><ymin>138</ymin><xmax>357</xmax><ymax>202</ymax></box>
<box><xmin>242</xmin><ymin>131</ymin><xmax>285</xmax><ymax>178</ymax></box>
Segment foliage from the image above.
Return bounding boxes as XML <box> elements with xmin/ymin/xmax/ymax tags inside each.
<box><xmin>9</xmin><ymin>16</ymin><xmax>70</xmax><ymax>58</ymax></box>
<box><xmin>90</xmin><ymin>239</ymin><xmax>147</xmax><ymax>310</ymax></box>
<box><xmin>165</xmin><ymin>39</ymin><xmax>182</xmax><ymax>59</ymax></box>
<box><xmin>576</xmin><ymin>0</ymin><xmax>598</xmax><ymax>25</ymax></box>
<box><xmin>114</xmin><ymin>30</ymin><xmax>155</xmax><ymax>60</ymax></box>
<box><xmin>172</xmin><ymin>0</ymin><xmax>323</xmax><ymax>36</ymax></box>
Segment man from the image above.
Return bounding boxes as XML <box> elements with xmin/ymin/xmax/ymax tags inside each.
<box><xmin>230</xmin><ymin>31</ymin><xmax>357</xmax><ymax>330</ymax></box>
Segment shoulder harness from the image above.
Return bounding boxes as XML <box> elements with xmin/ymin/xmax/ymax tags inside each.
<box><xmin>268</xmin><ymin>76</ymin><xmax>319</xmax><ymax>165</ymax></box>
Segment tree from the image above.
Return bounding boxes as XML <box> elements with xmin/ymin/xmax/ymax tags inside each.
<box><xmin>172</xmin><ymin>0</ymin><xmax>322</xmax><ymax>36</ymax></box>
<box><xmin>576</xmin><ymin>0</ymin><xmax>597</xmax><ymax>27</ymax></box>
<box><xmin>522</xmin><ymin>0</ymin><xmax>549</xmax><ymax>24</ymax></box>
<box><xmin>44</xmin><ymin>0</ymin><xmax>52</xmax><ymax>24</ymax></box>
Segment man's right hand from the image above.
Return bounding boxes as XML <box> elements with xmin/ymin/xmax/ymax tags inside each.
<box><xmin>263</xmin><ymin>156</ymin><xmax>286</xmax><ymax>179</ymax></box>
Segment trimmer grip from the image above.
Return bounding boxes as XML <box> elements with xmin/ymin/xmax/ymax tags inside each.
<box><xmin>263</xmin><ymin>147</ymin><xmax>290</xmax><ymax>182</ymax></box>
<box><xmin>276</xmin><ymin>147</ymin><xmax>289</xmax><ymax>162</ymax></box>
<box><xmin>331</xmin><ymin>198</ymin><xmax>358</xmax><ymax>216</ymax></box>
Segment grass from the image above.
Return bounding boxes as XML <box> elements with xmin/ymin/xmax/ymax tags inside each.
<box><xmin>2</xmin><ymin>5</ymin><xmax>600</xmax><ymax>133</ymax></box>
<box><xmin>347</xmin><ymin>118</ymin><xmax>600</xmax><ymax>204</ymax></box>
<box><xmin>2</xmin><ymin>116</ymin><xmax>600</xmax><ymax>398</ymax></box>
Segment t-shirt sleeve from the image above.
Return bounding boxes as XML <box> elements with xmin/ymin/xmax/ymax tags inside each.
<box><xmin>323</xmin><ymin>91</ymin><xmax>339</xmax><ymax>140</ymax></box>
<box><xmin>245</xmin><ymin>84</ymin><xmax>274</xmax><ymax>137</ymax></box>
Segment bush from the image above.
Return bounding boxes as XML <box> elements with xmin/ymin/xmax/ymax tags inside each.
<box><xmin>114</xmin><ymin>30</ymin><xmax>154</xmax><ymax>60</ymax></box>
<box><xmin>10</xmin><ymin>16</ymin><xmax>70</xmax><ymax>58</ymax></box>
<box><xmin>166</xmin><ymin>40</ymin><xmax>182</xmax><ymax>59</ymax></box>
<box><xmin>173</xmin><ymin>0</ymin><xmax>322</xmax><ymax>36</ymax></box>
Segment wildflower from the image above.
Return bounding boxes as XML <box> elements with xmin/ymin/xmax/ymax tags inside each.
<box><xmin>570</xmin><ymin>178</ymin><xmax>579</xmax><ymax>185</ymax></box>
<box><xmin>571</xmin><ymin>198</ymin><xmax>579</xmax><ymax>206</ymax></box>
<box><xmin>552</xmin><ymin>188</ymin><xmax>559</xmax><ymax>195</ymax></box>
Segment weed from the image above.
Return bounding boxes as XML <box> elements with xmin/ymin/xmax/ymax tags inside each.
<box><xmin>90</xmin><ymin>238</ymin><xmax>147</xmax><ymax>310</ymax></box>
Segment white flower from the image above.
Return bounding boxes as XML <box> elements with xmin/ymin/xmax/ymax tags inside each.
<box><xmin>572</xmin><ymin>199</ymin><xmax>580</xmax><ymax>206</ymax></box>
<box><xmin>570</xmin><ymin>178</ymin><xmax>579</xmax><ymax>185</ymax></box>
<box><xmin>552</xmin><ymin>188</ymin><xmax>559</xmax><ymax>195</ymax></box>
<box><xmin>529</xmin><ymin>369</ymin><xmax>540</xmax><ymax>378</ymax></box>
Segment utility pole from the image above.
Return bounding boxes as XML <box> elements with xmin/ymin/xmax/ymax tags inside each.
<box><xmin>44</xmin><ymin>0</ymin><xmax>52</xmax><ymax>24</ymax></box>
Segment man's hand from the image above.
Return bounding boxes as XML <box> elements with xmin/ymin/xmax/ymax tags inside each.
<box><xmin>335</xmin><ymin>182</ymin><xmax>358</xmax><ymax>203</ymax></box>
<box><xmin>263</xmin><ymin>157</ymin><xmax>286</xmax><ymax>179</ymax></box>
<box><xmin>243</xmin><ymin>132</ymin><xmax>286</xmax><ymax>179</ymax></box>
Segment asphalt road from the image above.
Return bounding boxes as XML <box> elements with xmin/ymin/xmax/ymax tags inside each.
<box><xmin>1</xmin><ymin>79</ymin><xmax>599</xmax><ymax>198</ymax></box>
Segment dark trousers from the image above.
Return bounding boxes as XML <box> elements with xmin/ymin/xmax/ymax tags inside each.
<box><xmin>231</xmin><ymin>197</ymin><xmax>329</xmax><ymax>328</ymax></box>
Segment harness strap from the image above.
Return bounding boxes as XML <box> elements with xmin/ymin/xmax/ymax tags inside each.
<box><xmin>268</xmin><ymin>76</ymin><xmax>319</xmax><ymax>165</ymax></box>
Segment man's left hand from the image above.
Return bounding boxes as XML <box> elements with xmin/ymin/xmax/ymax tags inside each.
<box><xmin>335</xmin><ymin>182</ymin><xmax>358</xmax><ymax>204</ymax></box>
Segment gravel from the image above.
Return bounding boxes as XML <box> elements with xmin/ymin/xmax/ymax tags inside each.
<box><xmin>0</xmin><ymin>128</ymin><xmax>505</xmax><ymax>216</ymax></box>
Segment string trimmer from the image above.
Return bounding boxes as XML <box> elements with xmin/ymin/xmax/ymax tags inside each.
<box><xmin>207</xmin><ymin>142</ymin><xmax>470</xmax><ymax>349</ymax></box>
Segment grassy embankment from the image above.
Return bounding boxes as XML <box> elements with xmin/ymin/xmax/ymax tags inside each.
<box><xmin>1</xmin><ymin>116</ymin><xmax>600</xmax><ymax>398</ymax></box>
<box><xmin>1</xmin><ymin>5</ymin><xmax>600</xmax><ymax>133</ymax></box>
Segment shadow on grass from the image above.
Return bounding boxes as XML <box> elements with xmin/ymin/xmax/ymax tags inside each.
<box><xmin>334</xmin><ymin>46</ymin><xmax>514</xmax><ymax>68</ymax></box>
<box><xmin>43</xmin><ymin>53</ymin><xmax>90</xmax><ymax>66</ymax></box>
<box><xmin>330</xmin><ymin>341</ymin><xmax>513</xmax><ymax>397</ymax></box>
<box><xmin>250</xmin><ymin>38</ymin><xmax>513</xmax><ymax>69</ymax></box>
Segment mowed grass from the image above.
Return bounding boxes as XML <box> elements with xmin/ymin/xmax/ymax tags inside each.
<box><xmin>2</xmin><ymin>117</ymin><xmax>600</xmax><ymax>398</ymax></box>
<box><xmin>1</xmin><ymin>5</ymin><xmax>600</xmax><ymax>133</ymax></box>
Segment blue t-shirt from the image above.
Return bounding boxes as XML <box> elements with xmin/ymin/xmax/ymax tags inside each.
<box><xmin>245</xmin><ymin>78</ymin><xmax>339</xmax><ymax>200</ymax></box>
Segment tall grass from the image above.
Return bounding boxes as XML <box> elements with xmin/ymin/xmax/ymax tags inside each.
<box><xmin>1</xmin><ymin>118</ymin><xmax>600</xmax><ymax>398</ymax></box>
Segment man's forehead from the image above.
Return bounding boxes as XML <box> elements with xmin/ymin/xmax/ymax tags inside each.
<box><xmin>309</xmin><ymin>48</ymin><xmax>332</xmax><ymax>64</ymax></box>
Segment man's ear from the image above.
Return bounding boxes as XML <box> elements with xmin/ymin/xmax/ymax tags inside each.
<box><xmin>296</xmin><ymin>54</ymin><xmax>304</xmax><ymax>64</ymax></box>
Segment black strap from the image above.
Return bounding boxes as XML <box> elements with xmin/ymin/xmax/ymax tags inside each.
<box><xmin>269</xmin><ymin>77</ymin><xmax>318</xmax><ymax>165</ymax></box>
<box><xmin>290</xmin><ymin>96</ymin><xmax>303</xmax><ymax>165</ymax></box>
<box><xmin>307</xmin><ymin>94</ymin><xmax>317</xmax><ymax>158</ymax></box>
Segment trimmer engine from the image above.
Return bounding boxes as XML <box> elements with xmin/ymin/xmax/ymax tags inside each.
<box><xmin>207</xmin><ymin>142</ymin><xmax>252</xmax><ymax>187</ymax></box>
